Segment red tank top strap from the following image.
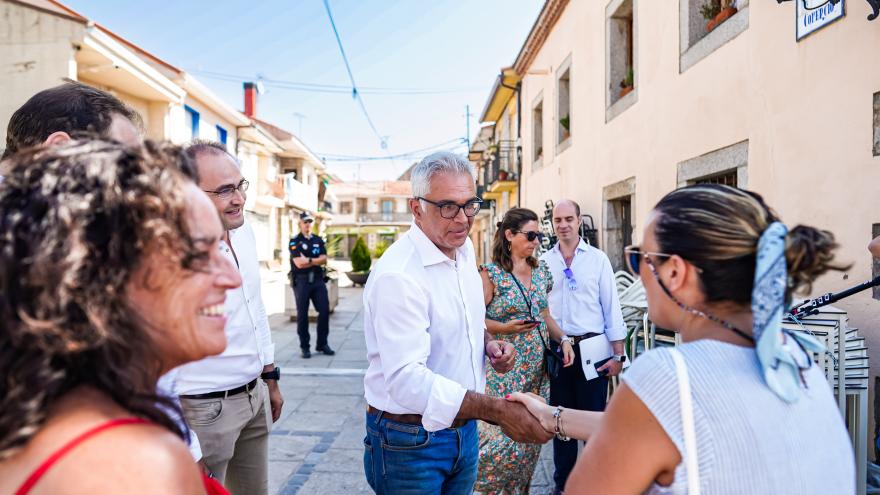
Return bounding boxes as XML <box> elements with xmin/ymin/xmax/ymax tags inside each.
<box><xmin>15</xmin><ymin>417</ymin><xmax>150</xmax><ymax>495</ymax></box>
<box><xmin>202</xmin><ymin>475</ymin><xmax>231</xmax><ymax>495</ymax></box>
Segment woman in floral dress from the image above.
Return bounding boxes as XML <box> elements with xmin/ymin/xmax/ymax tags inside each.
<box><xmin>475</xmin><ymin>208</ymin><xmax>575</xmax><ymax>495</ymax></box>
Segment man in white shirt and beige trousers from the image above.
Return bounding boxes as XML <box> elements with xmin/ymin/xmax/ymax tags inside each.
<box><xmin>175</xmin><ymin>141</ymin><xmax>284</xmax><ymax>495</ymax></box>
<box><xmin>362</xmin><ymin>151</ymin><xmax>553</xmax><ymax>495</ymax></box>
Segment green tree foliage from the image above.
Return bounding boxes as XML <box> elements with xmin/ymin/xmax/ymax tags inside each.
<box><xmin>350</xmin><ymin>237</ymin><xmax>372</xmax><ymax>272</ymax></box>
<box><xmin>372</xmin><ymin>241</ymin><xmax>389</xmax><ymax>259</ymax></box>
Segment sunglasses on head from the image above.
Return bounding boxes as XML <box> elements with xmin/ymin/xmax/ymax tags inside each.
<box><xmin>515</xmin><ymin>230</ymin><xmax>544</xmax><ymax>242</ymax></box>
<box><xmin>623</xmin><ymin>245</ymin><xmax>674</xmax><ymax>275</ymax></box>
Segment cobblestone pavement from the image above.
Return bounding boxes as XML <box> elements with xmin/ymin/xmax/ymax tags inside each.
<box><xmin>268</xmin><ymin>286</ymin><xmax>556</xmax><ymax>495</ymax></box>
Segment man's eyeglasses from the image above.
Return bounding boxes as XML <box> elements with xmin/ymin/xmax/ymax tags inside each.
<box><xmin>515</xmin><ymin>230</ymin><xmax>544</xmax><ymax>242</ymax></box>
<box><xmin>563</xmin><ymin>267</ymin><xmax>577</xmax><ymax>291</ymax></box>
<box><xmin>416</xmin><ymin>197</ymin><xmax>483</xmax><ymax>219</ymax></box>
<box><xmin>204</xmin><ymin>179</ymin><xmax>249</xmax><ymax>200</ymax></box>
<box><xmin>623</xmin><ymin>245</ymin><xmax>674</xmax><ymax>276</ymax></box>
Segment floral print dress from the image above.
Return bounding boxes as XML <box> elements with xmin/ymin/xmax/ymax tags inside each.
<box><xmin>475</xmin><ymin>261</ymin><xmax>553</xmax><ymax>495</ymax></box>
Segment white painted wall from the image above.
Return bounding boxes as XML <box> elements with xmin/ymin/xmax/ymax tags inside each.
<box><xmin>0</xmin><ymin>3</ymin><xmax>85</xmax><ymax>151</ymax></box>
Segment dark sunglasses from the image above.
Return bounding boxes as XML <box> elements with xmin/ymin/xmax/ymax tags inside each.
<box><xmin>563</xmin><ymin>267</ymin><xmax>577</xmax><ymax>291</ymax></box>
<box><xmin>624</xmin><ymin>245</ymin><xmax>673</xmax><ymax>275</ymax></box>
<box><xmin>515</xmin><ymin>230</ymin><xmax>544</xmax><ymax>242</ymax></box>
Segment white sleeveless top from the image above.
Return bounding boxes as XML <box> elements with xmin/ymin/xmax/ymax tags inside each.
<box><xmin>621</xmin><ymin>339</ymin><xmax>855</xmax><ymax>494</ymax></box>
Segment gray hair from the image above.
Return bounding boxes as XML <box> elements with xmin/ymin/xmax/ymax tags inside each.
<box><xmin>410</xmin><ymin>151</ymin><xmax>476</xmax><ymax>198</ymax></box>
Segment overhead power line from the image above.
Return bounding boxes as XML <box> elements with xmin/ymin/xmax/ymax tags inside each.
<box><xmin>323</xmin><ymin>0</ymin><xmax>387</xmax><ymax>150</ymax></box>
<box><xmin>189</xmin><ymin>70</ymin><xmax>484</xmax><ymax>95</ymax></box>
<box><xmin>319</xmin><ymin>138</ymin><xmax>466</xmax><ymax>162</ymax></box>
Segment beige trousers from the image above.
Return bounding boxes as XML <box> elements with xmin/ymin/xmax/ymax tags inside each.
<box><xmin>181</xmin><ymin>380</ymin><xmax>271</xmax><ymax>495</ymax></box>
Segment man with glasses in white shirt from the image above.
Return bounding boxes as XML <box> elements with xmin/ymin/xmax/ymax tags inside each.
<box><xmin>362</xmin><ymin>151</ymin><xmax>553</xmax><ymax>494</ymax></box>
<box><xmin>540</xmin><ymin>199</ymin><xmax>627</xmax><ymax>495</ymax></box>
<box><xmin>174</xmin><ymin>141</ymin><xmax>283</xmax><ymax>495</ymax></box>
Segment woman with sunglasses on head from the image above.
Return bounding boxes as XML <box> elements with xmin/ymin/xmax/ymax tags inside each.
<box><xmin>507</xmin><ymin>184</ymin><xmax>855</xmax><ymax>494</ymax></box>
<box><xmin>474</xmin><ymin>208</ymin><xmax>575</xmax><ymax>495</ymax></box>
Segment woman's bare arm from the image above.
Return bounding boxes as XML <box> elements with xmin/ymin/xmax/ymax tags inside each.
<box><xmin>566</xmin><ymin>384</ymin><xmax>680</xmax><ymax>494</ymax></box>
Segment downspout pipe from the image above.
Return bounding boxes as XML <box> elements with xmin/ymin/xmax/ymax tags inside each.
<box><xmin>499</xmin><ymin>74</ymin><xmax>522</xmax><ymax>207</ymax></box>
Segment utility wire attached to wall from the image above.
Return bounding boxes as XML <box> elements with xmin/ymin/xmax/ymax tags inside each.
<box><xmin>323</xmin><ymin>0</ymin><xmax>388</xmax><ymax>150</ymax></box>
<box><xmin>188</xmin><ymin>69</ymin><xmax>484</xmax><ymax>95</ymax></box>
<box><xmin>318</xmin><ymin>138</ymin><xmax>467</xmax><ymax>162</ymax></box>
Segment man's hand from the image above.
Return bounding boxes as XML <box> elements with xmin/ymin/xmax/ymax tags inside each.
<box><xmin>266</xmin><ymin>380</ymin><xmax>284</xmax><ymax>422</ymax></box>
<box><xmin>496</xmin><ymin>400</ymin><xmax>554</xmax><ymax>443</ymax></box>
<box><xmin>486</xmin><ymin>340</ymin><xmax>516</xmax><ymax>373</ymax></box>
<box><xmin>869</xmin><ymin>236</ymin><xmax>880</xmax><ymax>258</ymax></box>
<box><xmin>293</xmin><ymin>254</ymin><xmax>310</xmax><ymax>269</ymax></box>
<box><xmin>506</xmin><ymin>392</ymin><xmax>555</xmax><ymax>433</ymax></box>
<box><xmin>596</xmin><ymin>359</ymin><xmax>623</xmax><ymax>377</ymax></box>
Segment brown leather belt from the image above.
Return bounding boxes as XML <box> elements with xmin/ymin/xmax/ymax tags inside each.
<box><xmin>367</xmin><ymin>405</ymin><xmax>469</xmax><ymax>429</ymax></box>
<box><xmin>569</xmin><ymin>332</ymin><xmax>603</xmax><ymax>346</ymax></box>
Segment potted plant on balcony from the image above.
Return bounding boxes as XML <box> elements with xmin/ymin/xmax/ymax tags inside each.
<box><xmin>346</xmin><ymin>236</ymin><xmax>371</xmax><ymax>286</ymax></box>
<box><xmin>619</xmin><ymin>67</ymin><xmax>634</xmax><ymax>99</ymax></box>
<box><xmin>498</xmin><ymin>169</ymin><xmax>509</xmax><ymax>181</ymax></box>
<box><xmin>560</xmin><ymin>114</ymin><xmax>571</xmax><ymax>140</ymax></box>
<box><xmin>702</xmin><ymin>0</ymin><xmax>737</xmax><ymax>34</ymax></box>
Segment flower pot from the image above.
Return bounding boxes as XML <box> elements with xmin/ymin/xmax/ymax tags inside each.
<box><xmin>716</xmin><ymin>6</ymin><xmax>737</xmax><ymax>24</ymax></box>
<box><xmin>346</xmin><ymin>270</ymin><xmax>370</xmax><ymax>287</ymax></box>
<box><xmin>619</xmin><ymin>86</ymin><xmax>634</xmax><ymax>98</ymax></box>
<box><xmin>707</xmin><ymin>6</ymin><xmax>737</xmax><ymax>32</ymax></box>
<box><xmin>498</xmin><ymin>170</ymin><xmax>509</xmax><ymax>181</ymax></box>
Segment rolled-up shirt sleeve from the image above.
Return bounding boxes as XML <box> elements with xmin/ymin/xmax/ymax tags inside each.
<box><xmin>367</xmin><ymin>272</ymin><xmax>467</xmax><ymax>431</ymax></box>
<box><xmin>599</xmin><ymin>255</ymin><xmax>628</xmax><ymax>342</ymax></box>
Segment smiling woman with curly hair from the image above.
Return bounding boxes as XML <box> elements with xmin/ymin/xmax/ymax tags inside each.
<box><xmin>0</xmin><ymin>140</ymin><xmax>241</xmax><ymax>494</ymax></box>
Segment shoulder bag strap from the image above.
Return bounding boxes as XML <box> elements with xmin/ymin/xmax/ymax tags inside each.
<box><xmin>669</xmin><ymin>348</ymin><xmax>700</xmax><ymax>495</ymax></box>
<box><xmin>511</xmin><ymin>271</ymin><xmax>552</xmax><ymax>351</ymax></box>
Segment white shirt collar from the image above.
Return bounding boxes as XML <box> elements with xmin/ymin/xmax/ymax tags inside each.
<box><xmin>408</xmin><ymin>222</ymin><xmax>468</xmax><ymax>267</ymax></box>
<box><xmin>552</xmin><ymin>238</ymin><xmax>590</xmax><ymax>255</ymax></box>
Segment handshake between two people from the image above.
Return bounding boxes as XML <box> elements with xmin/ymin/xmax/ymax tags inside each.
<box><xmin>464</xmin><ymin>338</ymin><xmax>580</xmax><ymax>444</ymax></box>
<box><xmin>503</xmin><ymin>392</ymin><xmax>599</xmax><ymax>444</ymax></box>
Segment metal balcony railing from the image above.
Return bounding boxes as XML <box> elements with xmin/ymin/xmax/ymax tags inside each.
<box><xmin>482</xmin><ymin>140</ymin><xmax>519</xmax><ymax>187</ymax></box>
<box><xmin>357</xmin><ymin>212</ymin><xmax>412</xmax><ymax>223</ymax></box>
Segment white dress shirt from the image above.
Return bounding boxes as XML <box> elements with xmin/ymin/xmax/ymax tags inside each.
<box><xmin>363</xmin><ymin>222</ymin><xmax>486</xmax><ymax>432</ymax></box>
<box><xmin>540</xmin><ymin>240</ymin><xmax>627</xmax><ymax>341</ymax></box>
<box><xmin>156</xmin><ymin>370</ymin><xmax>201</xmax><ymax>460</ymax></box>
<box><xmin>173</xmin><ymin>221</ymin><xmax>275</xmax><ymax>395</ymax></box>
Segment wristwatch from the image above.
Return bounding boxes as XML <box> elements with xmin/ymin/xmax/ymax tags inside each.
<box><xmin>611</xmin><ymin>354</ymin><xmax>627</xmax><ymax>363</ymax></box>
<box><xmin>560</xmin><ymin>336</ymin><xmax>573</xmax><ymax>346</ymax></box>
<box><xmin>261</xmin><ymin>367</ymin><xmax>281</xmax><ymax>381</ymax></box>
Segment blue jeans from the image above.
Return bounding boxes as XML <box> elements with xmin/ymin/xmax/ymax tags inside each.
<box><xmin>363</xmin><ymin>411</ymin><xmax>478</xmax><ymax>494</ymax></box>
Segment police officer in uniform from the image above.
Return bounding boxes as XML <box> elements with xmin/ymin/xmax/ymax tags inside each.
<box><xmin>290</xmin><ymin>211</ymin><xmax>333</xmax><ymax>358</ymax></box>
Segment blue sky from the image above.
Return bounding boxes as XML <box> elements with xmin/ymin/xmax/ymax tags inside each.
<box><xmin>66</xmin><ymin>0</ymin><xmax>543</xmax><ymax>181</ymax></box>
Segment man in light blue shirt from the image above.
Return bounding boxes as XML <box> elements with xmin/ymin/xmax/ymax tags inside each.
<box><xmin>539</xmin><ymin>199</ymin><xmax>627</xmax><ymax>494</ymax></box>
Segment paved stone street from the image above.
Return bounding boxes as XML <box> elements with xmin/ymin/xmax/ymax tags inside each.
<box><xmin>267</xmin><ymin>286</ymin><xmax>556</xmax><ymax>495</ymax></box>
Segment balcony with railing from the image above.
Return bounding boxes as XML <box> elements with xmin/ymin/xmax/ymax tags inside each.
<box><xmin>358</xmin><ymin>211</ymin><xmax>411</xmax><ymax>223</ymax></box>
<box><xmin>284</xmin><ymin>173</ymin><xmax>318</xmax><ymax>212</ymax></box>
<box><xmin>481</xmin><ymin>140</ymin><xmax>519</xmax><ymax>199</ymax></box>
